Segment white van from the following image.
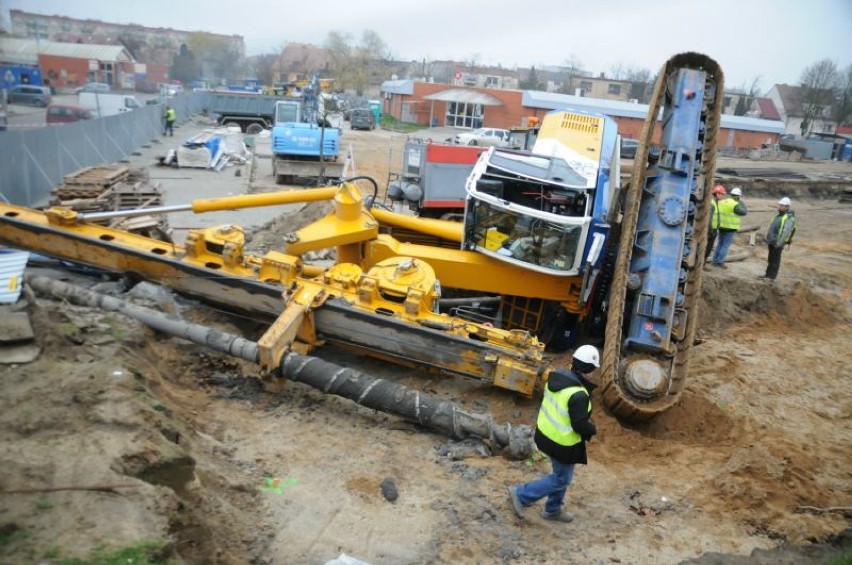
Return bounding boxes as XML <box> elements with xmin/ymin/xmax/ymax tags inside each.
<box><xmin>78</xmin><ymin>92</ymin><xmax>142</xmax><ymax>117</ymax></box>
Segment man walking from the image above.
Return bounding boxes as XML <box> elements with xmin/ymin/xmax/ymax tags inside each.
<box><xmin>163</xmin><ymin>105</ymin><xmax>176</xmax><ymax>137</ymax></box>
<box><xmin>508</xmin><ymin>345</ymin><xmax>600</xmax><ymax>523</ymax></box>
<box><xmin>710</xmin><ymin>186</ymin><xmax>748</xmax><ymax>269</ymax></box>
<box><xmin>760</xmin><ymin>196</ymin><xmax>797</xmax><ymax>281</ymax></box>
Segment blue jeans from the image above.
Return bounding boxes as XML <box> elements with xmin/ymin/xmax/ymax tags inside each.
<box><xmin>713</xmin><ymin>230</ymin><xmax>735</xmax><ymax>264</ymax></box>
<box><xmin>515</xmin><ymin>457</ymin><xmax>575</xmax><ymax>515</ymax></box>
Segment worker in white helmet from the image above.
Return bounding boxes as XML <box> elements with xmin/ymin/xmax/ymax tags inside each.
<box><xmin>759</xmin><ymin>196</ymin><xmax>797</xmax><ymax>281</ymax></box>
<box><xmin>508</xmin><ymin>345</ymin><xmax>600</xmax><ymax>523</ymax></box>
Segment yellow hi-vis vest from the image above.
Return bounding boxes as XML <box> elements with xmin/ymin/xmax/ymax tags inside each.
<box><xmin>536</xmin><ymin>385</ymin><xmax>591</xmax><ymax>447</ymax></box>
<box><xmin>710</xmin><ymin>200</ymin><xmax>720</xmax><ymax>229</ymax></box>
<box><xmin>717</xmin><ymin>197</ymin><xmax>741</xmax><ymax>230</ymax></box>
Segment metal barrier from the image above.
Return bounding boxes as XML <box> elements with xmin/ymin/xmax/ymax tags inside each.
<box><xmin>0</xmin><ymin>92</ymin><xmax>209</xmax><ymax>207</ymax></box>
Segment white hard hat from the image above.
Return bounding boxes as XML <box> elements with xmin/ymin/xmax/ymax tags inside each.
<box><xmin>573</xmin><ymin>345</ymin><xmax>600</xmax><ymax>369</ymax></box>
<box><xmin>731</xmin><ymin>187</ymin><xmax>742</xmax><ymax>197</ymax></box>
<box><xmin>778</xmin><ymin>197</ymin><xmax>791</xmax><ymax>206</ymax></box>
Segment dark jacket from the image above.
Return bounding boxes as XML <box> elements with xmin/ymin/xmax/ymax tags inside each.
<box><xmin>533</xmin><ymin>368</ymin><xmax>598</xmax><ymax>465</ymax></box>
<box><xmin>766</xmin><ymin>209</ymin><xmax>797</xmax><ymax>248</ymax></box>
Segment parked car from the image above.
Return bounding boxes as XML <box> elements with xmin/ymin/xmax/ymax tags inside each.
<box><xmin>620</xmin><ymin>137</ymin><xmax>639</xmax><ymax>159</ymax></box>
<box><xmin>452</xmin><ymin>127</ymin><xmax>510</xmax><ymax>147</ymax></box>
<box><xmin>46</xmin><ymin>103</ymin><xmax>99</xmax><ymax>125</ymax></box>
<box><xmin>350</xmin><ymin>108</ymin><xmax>376</xmax><ymax>131</ymax></box>
<box><xmin>160</xmin><ymin>83</ymin><xmax>184</xmax><ymax>97</ymax></box>
<box><xmin>7</xmin><ymin>85</ymin><xmax>52</xmax><ymax>107</ymax></box>
<box><xmin>74</xmin><ymin>82</ymin><xmax>111</xmax><ymax>94</ymax></box>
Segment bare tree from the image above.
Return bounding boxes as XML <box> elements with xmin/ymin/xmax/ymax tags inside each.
<box><xmin>464</xmin><ymin>53</ymin><xmax>482</xmax><ymax>73</ymax></box>
<box><xmin>800</xmin><ymin>58</ymin><xmax>839</xmax><ymax>135</ymax></box>
<box><xmin>557</xmin><ymin>55</ymin><xmax>584</xmax><ymax>94</ymax></box>
<box><xmin>186</xmin><ymin>32</ymin><xmax>242</xmax><ymax>81</ymax></box>
<box><xmin>359</xmin><ymin>30</ymin><xmax>390</xmax><ymax>60</ymax></box>
<box><xmin>324</xmin><ymin>30</ymin><xmax>390</xmax><ymax>95</ymax></box>
<box><xmin>0</xmin><ymin>0</ymin><xmax>8</xmax><ymax>34</ymax></box>
<box><xmin>520</xmin><ymin>66</ymin><xmax>544</xmax><ymax>90</ymax></box>
<box><xmin>624</xmin><ymin>67</ymin><xmax>653</xmax><ymax>102</ymax></box>
<box><xmin>357</xmin><ymin>30</ymin><xmax>391</xmax><ymax>91</ymax></box>
<box><xmin>733</xmin><ymin>76</ymin><xmax>762</xmax><ymax>116</ymax></box>
<box><xmin>252</xmin><ymin>52</ymin><xmax>281</xmax><ymax>87</ymax></box>
<box><xmin>833</xmin><ymin>63</ymin><xmax>852</xmax><ymax>128</ymax></box>
<box><xmin>324</xmin><ymin>31</ymin><xmax>355</xmax><ymax>91</ymax></box>
<box><xmin>414</xmin><ymin>57</ymin><xmax>434</xmax><ymax>81</ymax></box>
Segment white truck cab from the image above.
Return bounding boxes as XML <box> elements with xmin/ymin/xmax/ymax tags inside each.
<box><xmin>78</xmin><ymin>92</ymin><xmax>142</xmax><ymax>116</ymax></box>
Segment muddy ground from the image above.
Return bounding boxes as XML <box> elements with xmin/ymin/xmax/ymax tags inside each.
<box><xmin>1</xmin><ymin>121</ymin><xmax>851</xmax><ymax>565</ymax></box>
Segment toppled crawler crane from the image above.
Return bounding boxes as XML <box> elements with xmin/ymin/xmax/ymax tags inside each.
<box><xmin>0</xmin><ymin>52</ymin><xmax>723</xmax><ymax>422</ymax></box>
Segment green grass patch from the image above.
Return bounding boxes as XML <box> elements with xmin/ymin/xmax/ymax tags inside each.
<box><xmin>35</xmin><ymin>498</ymin><xmax>54</xmax><ymax>510</ymax></box>
<box><xmin>57</xmin><ymin>322</ymin><xmax>81</xmax><ymax>337</ymax></box>
<box><xmin>827</xmin><ymin>550</ymin><xmax>852</xmax><ymax>565</ymax></box>
<box><xmin>379</xmin><ymin>115</ymin><xmax>427</xmax><ymax>133</ymax></box>
<box><xmin>523</xmin><ymin>451</ymin><xmax>546</xmax><ymax>467</ymax></box>
<box><xmin>57</xmin><ymin>540</ymin><xmax>173</xmax><ymax>565</ymax></box>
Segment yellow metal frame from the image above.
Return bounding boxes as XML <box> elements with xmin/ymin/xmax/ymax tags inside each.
<box><xmin>0</xmin><ymin>180</ymin><xmax>577</xmax><ymax>396</ymax></box>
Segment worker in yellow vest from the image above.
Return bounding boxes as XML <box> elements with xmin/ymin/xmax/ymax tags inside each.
<box><xmin>163</xmin><ymin>105</ymin><xmax>176</xmax><ymax>137</ymax></box>
<box><xmin>507</xmin><ymin>345</ymin><xmax>600</xmax><ymax>523</ymax></box>
<box><xmin>759</xmin><ymin>197</ymin><xmax>797</xmax><ymax>281</ymax></box>
<box><xmin>710</xmin><ymin>186</ymin><xmax>748</xmax><ymax>269</ymax></box>
<box><xmin>705</xmin><ymin>184</ymin><xmax>728</xmax><ymax>262</ymax></box>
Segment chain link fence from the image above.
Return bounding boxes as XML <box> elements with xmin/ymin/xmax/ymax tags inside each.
<box><xmin>0</xmin><ymin>92</ymin><xmax>209</xmax><ymax>207</ymax></box>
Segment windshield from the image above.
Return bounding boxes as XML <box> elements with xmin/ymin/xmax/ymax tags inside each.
<box><xmin>276</xmin><ymin>102</ymin><xmax>300</xmax><ymax>124</ymax></box>
<box><xmin>465</xmin><ymin>198</ymin><xmax>586</xmax><ymax>273</ymax></box>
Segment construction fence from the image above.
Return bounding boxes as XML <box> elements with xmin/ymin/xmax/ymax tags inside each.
<box><xmin>0</xmin><ymin>92</ymin><xmax>209</xmax><ymax>207</ymax></box>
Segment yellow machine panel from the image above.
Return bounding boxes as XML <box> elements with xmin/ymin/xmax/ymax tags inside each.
<box><xmin>536</xmin><ymin>111</ymin><xmax>604</xmax><ymax>162</ymax></box>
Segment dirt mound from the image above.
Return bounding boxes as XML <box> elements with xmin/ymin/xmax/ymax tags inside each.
<box><xmin>699</xmin><ymin>277</ymin><xmax>847</xmax><ymax>334</ymax></box>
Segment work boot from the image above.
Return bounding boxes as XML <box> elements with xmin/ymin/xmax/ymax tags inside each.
<box><xmin>714</xmin><ymin>263</ymin><xmax>727</xmax><ymax>269</ymax></box>
<box><xmin>507</xmin><ymin>486</ymin><xmax>525</xmax><ymax>519</ymax></box>
<box><xmin>541</xmin><ymin>509</ymin><xmax>574</xmax><ymax>523</ymax></box>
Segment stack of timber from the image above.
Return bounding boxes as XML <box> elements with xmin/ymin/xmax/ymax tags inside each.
<box><xmin>49</xmin><ymin>165</ymin><xmax>172</xmax><ymax>241</ymax></box>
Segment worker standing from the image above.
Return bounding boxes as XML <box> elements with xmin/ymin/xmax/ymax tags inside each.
<box><xmin>163</xmin><ymin>105</ymin><xmax>176</xmax><ymax>137</ymax></box>
<box><xmin>759</xmin><ymin>197</ymin><xmax>797</xmax><ymax>281</ymax></box>
<box><xmin>705</xmin><ymin>185</ymin><xmax>727</xmax><ymax>262</ymax></box>
<box><xmin>507</xmin><ymin>345</ymin><xmax>600</xmax><ymax>523</ymax></box>
<box><xmin>710</xmin><ymin>186</ymin><xmax>748</xmax><ymax>269</ymax></box>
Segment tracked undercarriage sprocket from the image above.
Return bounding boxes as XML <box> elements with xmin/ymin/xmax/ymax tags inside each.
<box><xmin>600</xmin><ymin>52</ymin><xmax>724</xmax><ymax>421</ymax></box>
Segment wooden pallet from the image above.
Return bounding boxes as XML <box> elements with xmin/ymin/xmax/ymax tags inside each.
<box><xmin>63</xmin><ymin>165</ymin><xmax>130</xmax><ymax>187</ymax></box>
<box><xmin>52</xmin><ymin>185</ymin><xmax>107</xmax><ymax>199</ymax></box>
<box><xmin>109</xmin><ymin>182</ymin><xmax>163</xmax><ymax>209</ymax></box>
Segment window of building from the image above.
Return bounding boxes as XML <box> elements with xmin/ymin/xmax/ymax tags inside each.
<box><xmin>445</xmin><ymin>102</ymin><xmax>484</xmax><ymax>129</ymax></box>
<box><xmin>580</xmin><ymin>81</ymin><xmax>592</xmax><ymax>91</ymax></box>
<box><xmin>724</xmin><ymin>96</ymin><xmax>732</xmax><ymax>108</ymax></box>
<box><xmin>100</xmin><ymin>62</ymin><xmax>114</xmax><ymax>86</ymax></box>
<box><xmin>608</xmin><ymin>84</ymin><xmax>621</xmax><ymax>95</ymax></box>
<box><xmin>485</xmin><ymin>76</ymin><xmax>500</xmax><ymax>88</ymax></box>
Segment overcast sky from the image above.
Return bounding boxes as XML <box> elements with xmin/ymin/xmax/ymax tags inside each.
<box><xmin>5</xmin><ymin>0</ymin><xmax>851</xmax><ymax>92</ymax></box>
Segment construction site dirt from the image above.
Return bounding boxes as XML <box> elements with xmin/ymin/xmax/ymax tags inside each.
<box><xmin>1</xmin><ymin>115</ymin><xmax>850</xmax><ymax>565</ymax></box>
